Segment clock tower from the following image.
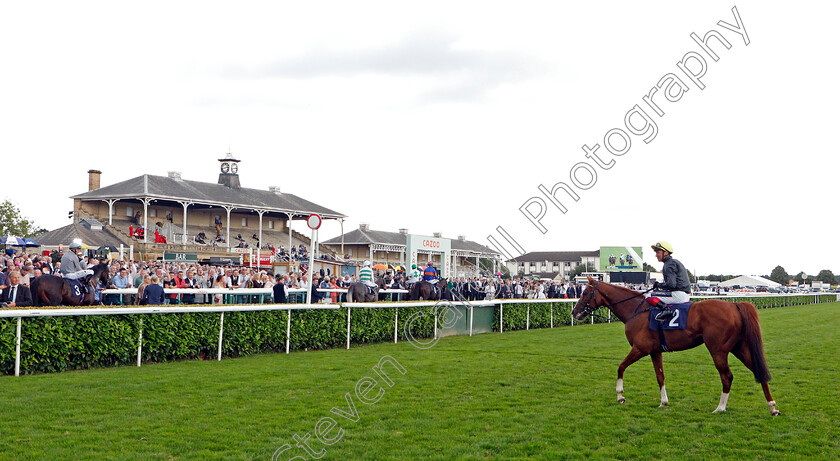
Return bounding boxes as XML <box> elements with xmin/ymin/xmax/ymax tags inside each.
<box><xmin>217</xmin><ymin>152</ymin><xmax>242</xmax><ymax>189</ymax></box>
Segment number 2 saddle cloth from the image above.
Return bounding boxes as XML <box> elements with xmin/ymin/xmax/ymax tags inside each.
<box><xmin>648</xmin><ymin>303</ymin><xmax>693</xmax><ymax>330</ymax></box>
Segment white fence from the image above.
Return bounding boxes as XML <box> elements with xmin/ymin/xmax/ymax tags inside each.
<box><xmin>1</xmin><ymin>293</ymin><xmax>836</xmax><ymax>377</ymax></box>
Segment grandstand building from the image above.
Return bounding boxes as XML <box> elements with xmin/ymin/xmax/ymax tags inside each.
<box><xmin>36</xmin><ymin>153</ymin><xmax>346</xmax><ymax>261</ymax></box>
<box><xmin>505</xmin><ymin>251</ymin><xmax>600</xmax><ymax>280</ymax></box>
<box><xmin>322</xmin><ymin>224</ymin><xmax>503</xmax><ymax>278</ymax></box>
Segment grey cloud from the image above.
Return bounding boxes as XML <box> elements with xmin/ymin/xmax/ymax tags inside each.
<box><xmin>224</xmin><ymin>31</ymin><xmax>548</xmax><ymax>101</ymax></box>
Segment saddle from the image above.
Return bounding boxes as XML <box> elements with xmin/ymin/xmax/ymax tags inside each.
<box><xmin>67</xmin><ymin>278</ymin><xmax>90</xmax><ymax>297</ymax></box>
<box><xmin>649</xmin><ymin>302</ymin><xmax>693</xmax><ymax>352</ymax></box>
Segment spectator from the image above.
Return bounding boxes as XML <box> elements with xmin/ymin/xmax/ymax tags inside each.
<box><xmin>142</xmin><ymin>276</ymin><xmax>165</xmax><ymax>305</ymax></box>
<box><xmin>1</xmin><ymin>271</ymin><xmax>33</xmax><ymax>307</ymax></box>
<box><xmin>135</xmin><ymin>275</ymin><xmax>152</xmax><ymax>305</ymax></box>
<box><xmin>273</xmin><ymin>274</ymin><xmax>287</xmax><ymax>303</ymax></box>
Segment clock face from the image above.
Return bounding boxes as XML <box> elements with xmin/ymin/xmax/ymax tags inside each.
<box><xmin>221</xmin><ymin>163</ymin><xmax>230</xmax><ymax>173</ymax></box>
<box><xmin>230</xmin><ymin>163</ymin><xmax>238</xmax><ymax>174</ymax></box>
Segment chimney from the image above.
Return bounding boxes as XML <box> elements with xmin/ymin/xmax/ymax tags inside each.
<box><xmin>168</xmin><ymin>171</ymin><xmax>182</xmax><ymax>180</ymax></box>
<box><xmin>87</xmin><ymin>169</ymin><xmax>102</xmax><ymax>191</ymax></box>
<box><xmin>269</xmin><ymin>186</ymin><xmax>282</xmax><ymax>194</ymax></box>
<box><xmin>360</xmin><ymin>222</ymin><xmax>370</xmax><ymax>232</ymax></box>
<box><xmin>433</xmin><ymin>232</ymin><xmax>442</xmax><ymax>238</ymax></box>
<box><xmin>457</xmin><ymin>235</ymin><xmax>466</xmax><ymax>241</ymax></box>
<box><xmin>399</xmin><ymin>228</ymin><xmax>408</xmax><ymax>235</ymax></box>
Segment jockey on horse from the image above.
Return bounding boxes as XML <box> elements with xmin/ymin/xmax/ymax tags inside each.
<box><xmin>646</xmin><ymin>241</ymin><xmax>691</xmax><ymax>322</ymax></box>
<box><xmin>423</xmin><ymin>261</ymin><xmax>440</xmax><ymax>297</ymax></box>
<box><xmin>359</xmin><ymin>260</ymin><xmax>377</xmax><ymax>295</ymax></box>
<box><xmin>60</xmin><ymin>242</ymin><xmax>94</xmax><ymax>293</ymax></box>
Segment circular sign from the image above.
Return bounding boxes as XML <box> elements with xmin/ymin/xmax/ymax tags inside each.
<box><xmin>306</xmin><ymin>214</ymin><xmax>322</xmax><ymax>230</ymax></box>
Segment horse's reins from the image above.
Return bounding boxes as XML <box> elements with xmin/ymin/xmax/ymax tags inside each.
<box><xmin>579</xmin><ymin>280</ymin><xmax>654</xmax><ymax>322</ymax></box>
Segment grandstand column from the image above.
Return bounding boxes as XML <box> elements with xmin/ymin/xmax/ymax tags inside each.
<box><xmin>256</xmin><ymin>209</ymin><xmax>266</xmax><ymax>268</ymax></box>
<box><xmin>141</xmin><ymin>198</ymin><xmax>153</xmax><ymax>244</ymax></box>
<box><xmin>282</xmin><ymin>211</ymin><xmax>293</xmax><ymax>253</ymax></box>
<box><xmin>179</xmin><ymin>201</ymin><xmax>193</xmax><ymax>245</ymax></box>
<box><xmin>105</xmin><ymin>199</ymin><xmax>117</xmax><ymax>225</ymax></box>
<box><xmin>223</xmin><ymin>206</ymin><xmax>234</xmax><ymax>247</ymax></box>
<box><xmin>339</xmin><ymin>218</ymin><xmax>345</xmax><ymax>256</ymax></box>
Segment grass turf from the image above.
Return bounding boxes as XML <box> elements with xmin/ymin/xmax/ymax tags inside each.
<box><xmin>0</xmin><ymin>302</ymin><xmax>838</xmax><ymax>460</ymax></box>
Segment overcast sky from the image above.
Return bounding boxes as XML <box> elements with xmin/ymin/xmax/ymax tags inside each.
<box><xmin>1</xmin><ymin>1</ymin><xmax>837</xmax><ymax>277</ymax></box>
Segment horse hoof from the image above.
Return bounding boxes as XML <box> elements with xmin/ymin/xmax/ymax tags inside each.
<box><xmin>771</xmin><ymin>410</ymin><xmax>781</xmax><ymax>416</ymax></box>
<box><xmin>659</xmin><ymin>402</ymin><xmax>668</xmax><ymax>408</ymax></box>
<box><xmin>712</xmin><ymin>408</ymin><xmax>726</xmax><ymax>414</ymax></box>
<box><xmin>617</xmin><ymin>398</ymin><xmax>625</xmax><ymax>404</ymax></box>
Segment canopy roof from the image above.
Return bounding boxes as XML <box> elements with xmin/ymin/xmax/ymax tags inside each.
<box><xmin>718</xmin><ymin>275</ymin><xmax>781</xmax><ymax>288</ymax></box>
<box><xmin>72</xmin><ymin>174</ymin><xmax>345</xmax><ymax>219</ymax></box>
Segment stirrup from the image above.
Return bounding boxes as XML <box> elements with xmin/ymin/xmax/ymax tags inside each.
<box><xmin>655</xmin><ymin>308</ymin><xmax>673</xmax><ymax>322</ymax></box>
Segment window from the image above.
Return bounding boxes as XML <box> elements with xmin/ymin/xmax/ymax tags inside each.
<box><xmin>150</xmin><ymin>209</ymin><xmax>157</xmax><ymax>218</ymax></box>
<box><xmin>125</xmin><ymin>206</ymin><xmax>134</xmax><ymax>217</ymax></box>
<box><xmin>241</xmin><ymin>217</ymin><xmax>248</xmax><ymax>227</ymax></box>
<box><xmin>268</xmin><ymin>220</ymin><xmax>275</xmax><ymax>229</ymax></box>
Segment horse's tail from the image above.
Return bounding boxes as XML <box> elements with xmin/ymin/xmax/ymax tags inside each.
<box><xmin>737</xmin><ymin>302</ymin><xmax>771</xmax><ymax>383</ymax></box>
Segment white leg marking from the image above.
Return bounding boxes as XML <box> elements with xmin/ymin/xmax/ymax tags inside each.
<box><xmin>768</xmin><ymin>400</ymin><xmax>780</xmax><ymax>415</ymax></box>
<box><xmin>659</xmin><ymin>386</ymin><xmax>669</xmax><ymax>407</ymax></box>
<box><xmin>616</xmin><ymin>378</ymin><xmax>625</xmax><ymax>403</ymax></box>
<box><xmin>713</xmin><ymin>392</ymin><xmax>730</xmax><ymax>413</ymax></box>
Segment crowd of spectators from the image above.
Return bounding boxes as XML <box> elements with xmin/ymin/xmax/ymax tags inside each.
<box><xmin>0</xmin><ymin>250</ymin><xmax>369</xmax><ymax>307</ymax></box>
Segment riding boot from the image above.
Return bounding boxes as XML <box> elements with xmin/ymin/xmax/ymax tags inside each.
<box><xmin>653</xmin><ymin>301</ymin><xmax>674</xmax><ymax>322</ymax></box>
<box><xmin>81</xmin><ymin>274</ymin><xmax>94</xmax><ymax>295</ymax></box>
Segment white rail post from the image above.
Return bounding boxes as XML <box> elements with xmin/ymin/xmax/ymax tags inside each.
<box><xmin>591</xmin><ymin>312</ymin><xmax>594</xmax><ymax>324</ymax></box>
<box><xmin>217</xmin><ymin>313</ymin><xmax>225</xmax><ymax>361</ymax></box>
<box><xmin>571</xmin><ymin>311</ymin><xmax>574</xmax><ymax>326</ymax></box>
<box><xmin>137</xmin><ymin>318</ymin><xmax>143</xmax><ymax>367</ymax></box>
<box><xmin>15</xmin><ymin>317</ymin><xmax>22</xmax><ymax>377</ymax></box>
<box><xmin>526</xmin><ymin>305</ymin><xmax>530</xmax><ymax>330</ymax></box>
<box><xmin>550</xmin><ymin>304</ymin><xmax>554</xmax><ymax>328</ymax></box>
<box><xmin>500</xmin><ymin>305</ymin><xmax>504</xmax><ymax>333</ymax></box>
<box><xmin>469</xmin><ymin>305</ymin><xmax>473</xmax><ymax>337</ymax></box>
<box><xmin>346</xmin><ymin>306</ymin><xmax>351</xmax><ymax>350</ymax></box>
<box><xmin>286</xmin><ymin>308</ymin><xmax>292</xmax><ymax>354</ymax></box>
<box><xmin>394</xmin><ymin>308</ymin><xmax>398</xmax><ymax>344</ymax></box>
<box><xmin>434</xmin><ymin>309</ymin><xmax>438</xmax><ymax>339</ymax></box>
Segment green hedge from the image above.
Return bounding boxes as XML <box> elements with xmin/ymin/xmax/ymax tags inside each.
<box><xmin>0</xmin><ymin>306</ymin><xmax>439</xmax><ymax>376</ymax></box>
<box><xmin>491</xmin><ymin>302</ymin><xmax>613</xmax><ymax>332</ymax></box>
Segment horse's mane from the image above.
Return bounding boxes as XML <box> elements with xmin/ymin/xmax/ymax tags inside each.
<box><xmin>599</xmin><ymin>281</ymin><xmax>644</xmax><ymax>300</ymax></box>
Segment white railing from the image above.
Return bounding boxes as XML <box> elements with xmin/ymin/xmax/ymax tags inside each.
<box><xmin>2</xmin><ymin>293</ymin><xmax>835</xmax><ymax>377</ymax></box>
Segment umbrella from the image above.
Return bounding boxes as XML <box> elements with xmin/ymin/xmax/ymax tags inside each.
<box><xmin>373</xmin><ymin>263</ymin><xmax>388</xmax><ymax>270</ymax></box>
<box><xmin>24</xmin><ymin>238</ymin><xmax>40</xmax><ymax>247</ymax></box>
<box><xmin>1</xmin><ymin>235</ymin><xmax>25</xmax><ymax>246</ymax></box>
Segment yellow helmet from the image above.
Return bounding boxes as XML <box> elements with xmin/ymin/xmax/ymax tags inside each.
<box><xmin>651</xmin><ymin>241</ymin><xmax>674</xmax><ymax>254</ymax></box>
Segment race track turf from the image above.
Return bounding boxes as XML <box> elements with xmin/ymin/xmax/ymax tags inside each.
<box><xmin>1</xmin><ymin>301</ymin><xmax>838</xmax><ymax>460</ymax></box>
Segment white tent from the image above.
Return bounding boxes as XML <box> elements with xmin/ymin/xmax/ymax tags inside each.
<box><xmin>719</xmin><ymin>275</ymin><xmax>781</xmax><ymax>288</ymax></box>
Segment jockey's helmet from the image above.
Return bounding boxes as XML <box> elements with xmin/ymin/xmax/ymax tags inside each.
<box><xmin>427</xmin><ymin>261</ymin><xmax>433</xmax><ymax>267</ymax></box>
<box><xmin>69</xmin><ymin>242</ymin><xmax>82</xmax><ymax>250</ymax></box>
<box><xmin>411</xmin><ymin>264</ymin><xmax>416</xmax><ymax>269</ymax></box>
<box><xmin>363</xmin><ymin>260</ymin><xmax>371</xmax><ymax>267</ymax></box>
<box><xmin>651</xmin><ymin>241</ymin><xmax>674</xmax><ymax>254</ymax></box>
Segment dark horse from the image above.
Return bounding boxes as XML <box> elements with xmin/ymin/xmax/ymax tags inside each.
<box><xmin>346</xmin><ymin>276</ymin><xmax>387</xmax><ymax>303</ymax></box>
<box><xmin>571</xmin><ymin>277</ymin><xmax>780</xmax><ymax>416</ymax></box>
<box><xmin>30</xmin><ymin>262</ymin><xmax>111</xmax><ymax>307</ymax></box>
<box><xmin>409</xmin><ymin>279</ymin><xmax>451</xmax><ymax>301</ymax></box>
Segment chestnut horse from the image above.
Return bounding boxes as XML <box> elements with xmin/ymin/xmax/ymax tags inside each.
<box><xmin>571</xmin><ymin>277</ymin><xmax>780</xmax><ymax>416</ymax></box>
